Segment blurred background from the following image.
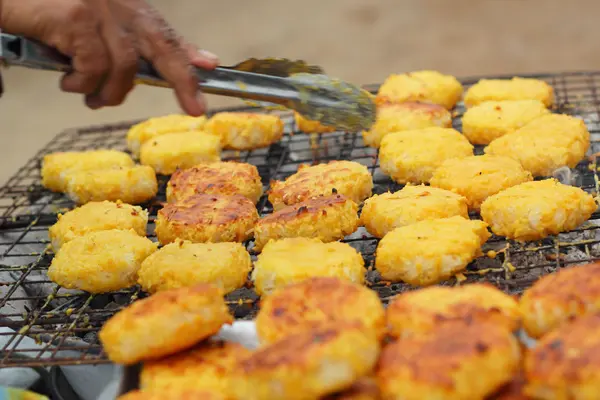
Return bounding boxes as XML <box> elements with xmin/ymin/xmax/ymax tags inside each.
<box><xmin>1</xmin><ymin>0</ymin><xmax>599</xmax><ymax>184</ymax></box>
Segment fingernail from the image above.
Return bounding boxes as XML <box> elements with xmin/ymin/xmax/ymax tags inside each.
<box><xmin>198</xmin><ymin>49</ymin><xmax>219</xmax><ymax>62</ymax></box>
<box><xmin>85</xmin><ymin>95</ymin><xmax>104</xmax><ymax>110</ymax></box>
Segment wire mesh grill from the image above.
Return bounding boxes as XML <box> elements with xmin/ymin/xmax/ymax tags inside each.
<box><xmin>2</xmin><ymin>71</ymin><xmax>600</xmax><ymax>367</ymax></box>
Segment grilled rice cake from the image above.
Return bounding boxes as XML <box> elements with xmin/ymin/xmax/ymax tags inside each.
<box><xmin>256</xmin><ymin>277</ymin><xmax>385</xmax><ymax>345</ymax></box>
<box><xmin>362</xmin><ymin>102</ymin><xmax>452</xmax><ymax>148</ymax></box>
<box><xmin>464</xmin><ymin>77</ymin><xmax>554</xmax><ymax>108</ymax></box>
<box><xmin>64</xmin><ymin>165</ymin><xmax>158</xmax><ymax>205</ymax></box>
<box><xmin>323</xmin><ymin>378</ymin><xmax>380</xmax><ymax>400</ymax></box>
<box><xmin>155</xmin><ymin>193</ymin><xmax>258</xmax><ymax>245</ymax></box>
<box><xmin>139</xmin><ymin>131</ymin><xmax>221</xmax><ymax>175</ymax></box>
<box><xmin>294</xmin><ymin>112</ymin><xmax>337</xmax><ymax>134</ymax></box>
<box><xmin>519</xmin><ymin>262</ymin><xmax>600</xmax><ymax>339</ymax></box>
<box><xmin>375</xmin><ymin>216</ymin><xmax>490</xmax><ymax>286</ymax></box>
<box><xmin>484</xmin><ymin>113</ymin><xmax>590</xmax><ymax>177</ymax></box>
<box><xmin>99</xmin><ymin>284</ymin><xmax>232</xmax><ymax>365</ymax></box>
<box><xmin>253</xmin><ymin>194</ymin><xmax>359</xmax><ymax>252</ymax></box>
<box><xmin>138</xmin><ymin>240</ymin><xmax>251</xmax><ymax>294</ymax></box>
<box><xmin>166</xmin><ymin>161</ymin><xmax>263</xmax><ymax>204</ymax></box>
<box><xmin>48</xmin><ymin>200</ymin><xmax>148</xmax><ymax>252</ymax></box>
<box><xmin>140</xmin><ymin>340</ymin><xmax>251</xmax><ymax>395</ymax></box>
<box><xmin>41</xmin><ymin>149</ymin><xmax>134</xmax><ymax>192</ymax></box>
<box><xmin>360</xmin><ymin>185</ymin><xmax>469</xmax><ymax>238</ymax></box>
<box><xmin>462</xmin><ymin>100</ymin><xmax>549</xmax><ymax>145</ymax></box>
<box><xmin>480</xmin><ymin>179</ymin><xmax>597</xmax><ymax>241</ymax></box>
<box><xmin>126</xmin><ymin>114</ymin><xmax>208</xmax><ymax>158</ymax></box>
<box><xmin>376</xmin><ymin>320</ymin><xmax>521</xmax><ymax>400</ymax></box>
<box><xmin>230</xmin><ymin>324</ymin><xmax>380</xmax><ymax>400</ymax></box>
<box><xmin>379</xmin><ymin>127</ymin><xmax>474</xmax><ymax>184</ymax></box>
<box><xmin>525</xmin><ymin>312</ymin><xmax>600</xmax><ymax>400</ymax></box>
<box><xmin>375</xmin><ymin>70</ymin><xmax>463</xmax><ymax>110</ymax></box>
<box><xmin>430</xmin><ymin>154</ymin><xmax>533</xmax><ymax>211</ymax></box>
<box><xmin>48</xmin><ymin>229</ymin><xmax>157</xmax><ymax>293</ymax></box>
<box><xmin>251</xmin><ymin>237</ymin><xmax>365</xmax><ymax>296</ymax></box>
<box><xmin>386</xmin><ymin>283</ymin><xmax>520</xmax><ymax>338</ymax></box>
<box><xmin>118</xmin><ymin>389</ymin><xmax>225</xmax><ymax>400</ymax></box>
<box><xmin>204</xmin><ymin>112</ymin><xmax>284</xmax><ymax>150</ymax></box>
<box><xmin>268</xmin><ymin>161</ymin><xmax>373</xmax><ymax>211</ymax></box>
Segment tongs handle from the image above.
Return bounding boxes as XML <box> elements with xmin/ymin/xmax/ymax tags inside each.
<box><xmin>0</xmin><ymin>33</ymin><xmax>302</xmax><ymax>108</ymax></box>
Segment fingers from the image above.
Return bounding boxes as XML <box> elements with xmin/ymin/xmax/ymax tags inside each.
<box><xmin>185</xmin><ymin>43</ymin><xmax>219</xmax><ymax>70</ymax></box>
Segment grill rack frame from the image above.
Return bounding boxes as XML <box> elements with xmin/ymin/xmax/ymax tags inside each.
<box><xmin>2</xmin><ymin>71</ymin><xmax>600</xmax><ymax>367</ymax></box>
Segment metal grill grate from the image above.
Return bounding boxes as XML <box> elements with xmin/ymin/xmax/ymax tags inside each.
<box><xmin>3</xmin><ymin>71</ymin><xmax>600</xmax><ymax>367</ymax></box>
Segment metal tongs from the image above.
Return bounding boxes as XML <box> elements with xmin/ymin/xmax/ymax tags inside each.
<box><xmin>0</xmin><ymin>33</ymin><xmax>375</xmax><ymax>131</ymax></box>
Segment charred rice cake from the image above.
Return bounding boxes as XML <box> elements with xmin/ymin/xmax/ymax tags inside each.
<box><xmin>462</xmin><ymin>100</ymin><xmax>549</xmax><ymax>145</ymax></box>
<box><xmin>480</xmin><ymin>179</ymin><xmax>597</xmax><ymax>241</ymax></box>
<box><xmin>525</xmin><ymin>312</ymin><xmax>600</xmax><ymax>399</ymax></box>
<box><xmin>386</xmin><ymin>283</ymin><xmax>520</xmax><ymax>338</ymax></box>
<box><xmin>379</xmin><ymin>127</ymin><xmax>474</xmax><ymax>184</ymax></box>
<box><xmin>230</xmin><ymin>324</ymin><xmax>380</xmax><ymax>400</ymax></box>
<box><xmin>41</xmin><ymin>150</ymin><xmax>134</xmax><ymax>192</ymax></box>
<box><xmin>99</xmin><ymin>284</ymin><xmax>232</xmax><ymax>365</ymax></box>
<box><xmin>375</xmin><ymin>70</ymin><xmax>463</xmax><ymax>109</ymax></box>
<box><xmin>48</xmin><ymin>200</ymin><xmax>148</xmax><ymax>252</ymax></box>
<box><xmin>255</xmin><ymin>277</ymin><xmax>385</xmax><ymax>345</ymax></box>
<box><xmin>166</xmin><ymin>161</ymin><xmax>263</xmax><ymax>204</ymax></box>
<box><xmin>430</xmin><ymin>154</ymin><xmax>533</xmax><ymax>211</ymax></box>
<box><xmin>253</xmin><ymin>194</ymin><xmax>359</xmax><ymax>252</ymax></box>
<box><xmin>251</xmin><ymin>237</ymin><xmax>365</xmax><ymax>296</ymax></box>
<box><xmin>362</xmin><ymin>102</ymin><xmax>452</xmax><ymax>148</ymax></box>
<box><xmin>360</xmin><ymin>185</ymin><xmax>469</xmax><ymax>238</ymax></box>
<box><xmin>48</xmin><ymin>229</ymin><xmax>157</xmax><ymax>293</ymax></box>
<box><xmin>295</xmin><ymin>112</ymin><xmax>336</xmax><ymax>134</ymax></box>
<box><xmin>519</xmin><ymin>262</ymin><xmax>600</xmax><ymax>339</ymax></box>
<box><xmin>464</xmin><ymin>77</ymin><xmax>554</xmax><ymax>108</ymax></box>
<box><xmin>140</xmin><ymin>340</ymin><xmax>251</xmax><ymax>395</ymax></box>
<box><xmin>155</xmin><ymin>193</ymin><xmax>258</xmax><ymax>245</ymax></box>
<box><xmin>126</xmin><ymin>114</ymin><xmax>208</xmax><ymax>158</ymax></box>
<box><xmin>484</xmin><ymin>114</ymin><xmax>590</xmax><ymax>177</ymax></box>
<box><xmin>377</xmin><ymin>320</ymin><xmax>521</xmax><ymax>400</ymax></box>
<box><xmin>139</xmin><ymin>131</ymin><xmax>221</xmax><ymax>175</ymax></box>
<box><xmin>375</xmin><ymin>216</ymin><xmax>490</xmax><ymax>286</ymax></box>
<box><xmin>205</xmin><ymin>112</ymin><xmax>284</xmax><ymax>150</ymax></box>
<box><xmin>268</xmin><ymin>161</ymin><xmax>373</xmax><ymax>211</ymax></box>
<box><xmin>138</xmin><ymin>240</ymin><xmax>251</xmax><ymax>294</ymax></box>
<box><xmin>64</xmin><ymin>165</ymin><xmax>158</xmax><ymax>205</ymax></box>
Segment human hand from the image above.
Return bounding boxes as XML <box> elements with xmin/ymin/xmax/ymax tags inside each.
<box><xmin>0</xmin><ymin>0</ymin><xmax>218</xmax><ymax>115</ymax></box>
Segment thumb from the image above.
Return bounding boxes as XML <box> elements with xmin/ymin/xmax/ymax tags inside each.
<box><xmin>185</xmin><ymin>43</ymin><xmax>219</xmax><ymax>70</ymax></box>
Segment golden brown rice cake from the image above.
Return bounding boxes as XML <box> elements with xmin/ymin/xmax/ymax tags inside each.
<box><xmin>430</xmin><ymin>154</ymin><xmax>533</xmax><ymax>211</ymax></box>
<box><xmin>268</xmin><ymin>161</ymin><xmax>373</xmax><ymax>211</ymax></box>
<box><xmin>166</xmin><ymin>161</ymin><xmax>263</xmax><ymax>204</ymax></box>
<box><xmin>525</xmin><ymin>312</ymin><xmax>600</xmax><ymax>399</ymax></box>
<box><xmin>99</xmin><ymin>284</ymin><xmax>232</xmax><ymax>365</ymax></box>
<box><xmin>480</xmin><ymin>179</ymin><xmax>597</xmax><ymax>241</ymax></box>
<box><xmin>255</xmin><ymin>277</ymin><xmax>385</xmax><ymax>345</ymax></box>
<box><xmin>362</xmin><ymin>102</ymin><xmax>452</xmax><ymax>148</ymax></box>
<box><xmin>138</xmin><ymin>240</ymin><xmax>251</xmax><ymax>294</ymax></box>
<box><xmin>117</xmin><ymin>389</ymin><xmax>225</xmax><ymax>400</ymax></box>
<box><xmin>484</xmin><ymin>114</ymin><xmax>590</xmax><ymax>177</ymax></box>
<box><xmin>41</xmin><ymin>150</ymin><xmax>134</xmax><ymax>192</ymax></box>
<box><xmin>323</xmin><ymin>378</ymin><xmax>380</xmax><ymax>400</ymax></box>
<box><xmin>386</xmin><ymin>283</ymin><xmax>520</xmax><ymax>338</ymax></box>
<box><xmin>154</xmin><ymin>193</ymin><xmax>258</xmax><ymax>245</ymax></box>
<box><xmin>377</xmin><ymin>320</ymin><xmax>521</xmax><ymax>400</ymax></box>
<box><xmin>379</xmin><ymin>127</ymin><xmax>473</xmax><ymax>184</ymax></box>
<box><xmin>464</xmin><ymin>77</ymin><xmax>554</xmax><ymax>108</ymax></box>
<box><xmin>519</xmin><ymin>262</ymin><xmax>600</xmax><ymax>338</ymax></box>
<box><xmin>360</xmin><ymin>185</ymin><xmax>469</xmax><ymax>238</ymax></box>
<box><xmin>205</xmin><ymin>112</ymin><xmax>284</xmax><ymax>150</ymax></box>
<box><xmin>253</xmin><ymin>194</ymin><xmax>359</xmax><ymax>252</ymax></box>
<box><xmin>295</xmin><ymin>112</ymin><xmax>336</xmax><ymax>134</ymax></box>
<box><xmin>48</xmin><ymin>229</ymin><xmax>157</xmax><ymax>293</ymax></box>
<box><xmin>462</xmin><ymin>100</ymin><xmax>549</xmax><ymax>145</ymax></box>
<box><xmin>376</xmin><ymin>70</ymin><xmax>463</xmax><ymax>109</ymax></box>
<box><xmin>48</xmin><ymin>200</ymin><xmax>148</xmax><ymax>252</ymax></box>
<box><xmin>375</xmin><ymin>216</ymin><xmax>490</xmax><ymax>286</ymax></box>
<box><xmin>230</xmin><ymin>324</ymin><xmax>380</xmax><ymax>400</ymax></box>
<box><xmin>251</xmin><ymin>237</ymin><xmax>365</xmax><ymax>296</ymax></box>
